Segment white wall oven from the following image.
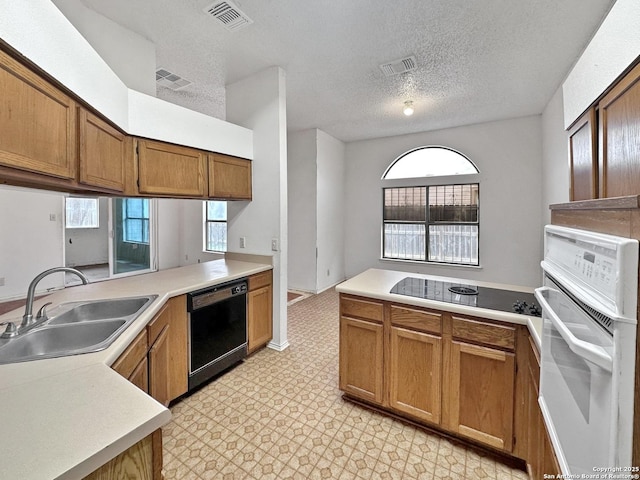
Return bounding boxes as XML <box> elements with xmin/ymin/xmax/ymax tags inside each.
<box><xmin>535</xmin><ymin>225</ymin><xmax>638</xmax><ymax>475</ymax></box>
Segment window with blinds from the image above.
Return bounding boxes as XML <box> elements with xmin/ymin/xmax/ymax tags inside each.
<box><xmin>383</xmin><ymin>184</ymin><xmax>479</xmax><ymax>265</ymax></box>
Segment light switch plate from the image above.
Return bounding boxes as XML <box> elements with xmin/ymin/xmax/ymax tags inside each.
<box><xmin>271</xmin><ymin>238</ymin><xmax>278</xmax><ymax>251</ymax></box>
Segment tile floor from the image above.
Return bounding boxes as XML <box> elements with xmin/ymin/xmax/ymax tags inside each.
<box><xmin>162</xmin><ymin>288</ymin><xmax>529</xmax><ymax>479</ymax></box>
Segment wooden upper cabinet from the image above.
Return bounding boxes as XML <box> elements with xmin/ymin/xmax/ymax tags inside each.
<box><xmin>599</xmin><ymin>61</ymin><xmax>640</xmax><ymax>198</ymax></box>
<box><xmin>0</xmin><ymin>49</ymin><xmax>76</xmax><ymax>180</ymax></box>
<box><xmin>78</xmin><ymin>107</ymin><xmax>127</xmax><ymax>192</ymax></box>
<box><xmin>208</xmin><ymin>153</ymin><xmax>252</xmax><ymax>200</ymax></box>
<box><xmin>136</xmin><ymin>139</ymin><xmax>206</xmax><ymax>197</ymax></box>
<box><xmin>569</xmin><ymin>108</ymin><xmax>598</xmax><ymax>201</ymax></box>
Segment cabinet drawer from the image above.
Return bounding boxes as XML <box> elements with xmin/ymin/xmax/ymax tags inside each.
<box><xmin>249</xmin><ymin>270</ymin><xmax>272</xmax><ymax>291</ymax></box>
<box><xmin>390</xmin><ymin>305</ymin><xmax>442</xmax><ymax>334</ymax></box>
<box><xmin>451</xmin><ymin>316</ymin><xmax>515</xmax><ymax>351</ymax></box>
<box><xmin>111</xmin><ymin>329</ymin><xmax>148</xmax><ymax>379</ymax></box>
<box><xmin>340</xmin><ymin>295</ymin><xmax>383</xmax><ymax>323</ymax></box>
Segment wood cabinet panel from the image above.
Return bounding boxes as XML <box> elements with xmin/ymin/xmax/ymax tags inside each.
<box><xmin>448</xmin><ymin>341</ymin><xmax>515</xmax><ymax>451</ymax></box>
<box><xmin>248</xmin><ymin>284</ymin><xmax>273</xmax><ymax>353</ymax></box>
<box><xmin>149</xmin><ymin>324</ymin><xmax>170</xmax><ymax>407</ymax></box>
<box><xmin>249</xmin><ymin>270</ymin><xmax>272</xmax><ymax>291</ymax></box>
<box><xmin>599</xmin><ymin>61</ymin><xmax>640</xmax><ymax>198</ymax></box>
<box><xmin>389</xmin><ymin>326</ymin><xmax>441</xmax><ymax>424</ymax></box>
<box><xmin>78</xmin><ymin>107</ymin><xmax>126</xmax><ymax>192</ymax></box>
<box><xmin>208</xmin><ymin>153</ymin><xmax>252</xmax><ymax>200</ymax></box>
<box><xmin>339</xmin><ymin>316</ymin><xmax>384</xmax><ymax>404</ymax></box>
<box><xmin>569</xmin><ymin>108</ymin><xmax>598</xmax><ymax>201</ymax></box>
<box><xmin>340</xmin><ymin>295</ymin><xmax>383</xmax><ymax>323</ymax></box>
<box><xmin>0</xmin><ymin>49</ymin><xmax>76</xmax><ymax>180</ymax></box>
<box><xmin>83</xmin><ymin>432</ymin><xmax>154</xmax><ymax>480</ymax></box>
<box><xmin>128</xmin><ymin>356</ymin><xmax>149</xmax><ymax>393</ymax></box>
<box><xmin>111</xmin><ymin>330</ymin><xmax>148</xmax><ymax>381</ymax></box>
<box><xmin>390</xmin><ymin>305</ymin><xmax>441</xmax><ymax>334</ymax></box>
<box><xmin>452</xmin><ymin>315</ymin><xmax>516</xmax><ymax>351</ymax></box>
<box><xmin>137</xmin><ymin>139</ymin><xmax>206</xmax><ymax>197</ymax></box>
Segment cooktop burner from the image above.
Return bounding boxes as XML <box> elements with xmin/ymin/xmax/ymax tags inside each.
<box><xmin>390</xmin><ymin>277</ymin><xmax>541</xmax><ymax>316</ymax></box>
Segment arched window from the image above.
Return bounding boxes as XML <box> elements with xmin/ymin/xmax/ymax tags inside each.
<box><xmin>382</xmin><ymin>146</ymin><xmax>480</xmax><ymax>266</ymax></box>
<box><xmin>382</xmin><ymin>146</ymin><xmax>479</xmax><ymax>179</ymax></box>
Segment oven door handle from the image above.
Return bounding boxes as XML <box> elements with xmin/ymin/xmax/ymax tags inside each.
<box><xmin>535</xmin><ymin>286</ymin><xmax>613</xmax><ymax>372</ymax></box>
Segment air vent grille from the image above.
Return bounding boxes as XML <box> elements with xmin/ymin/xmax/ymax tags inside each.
<box><xmin>203</xmin><ymin>1</ymin><xmax>253</xmax><ymax>31</ymax></box>
<box><xmin>379</xmin><ymin>55</ymin><xmax>418</xmax><ymax>77</ymax></box>
<box><xmin>156</xmin><ymin>68</ymin><xmax>192</xmax><ymax>90</ymax></box>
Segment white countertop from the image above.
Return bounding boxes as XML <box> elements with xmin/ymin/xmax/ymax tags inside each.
<box><xmin>336</xmin><ymin>268</ymin><xmax>542</xmax><ymax>347</ymax></box>
<box><xmin>0</xmin><ymin>258</ymin><xmax>272</xmax><ymax>480</ymax></box>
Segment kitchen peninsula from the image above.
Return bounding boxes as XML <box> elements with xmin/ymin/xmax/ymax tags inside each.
<box><xmin>0</xmin><ymin>258</ymin><xmax>272</xmax><ymax>480</ymax></box>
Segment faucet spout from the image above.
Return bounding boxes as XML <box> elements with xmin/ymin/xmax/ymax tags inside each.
<box><xmin>21</xmin><ymin>267</ymin><xmax>89</xmax><ymax>329</ymax></box>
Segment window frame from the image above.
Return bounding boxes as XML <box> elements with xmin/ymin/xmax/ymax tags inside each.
<box><xmin>204</xmin><ymin>200</ymin><xmax>227</xmax><ymax>253</ymax></box>
<box><xmin>382</xmin><ymin>183</ymin><xmax>480</xmax><ymax>266</ymax></box>
<box><xmin>121</xmin><ymin>198</ymin><xmax>150</xmax><ymax>245</ymax></box>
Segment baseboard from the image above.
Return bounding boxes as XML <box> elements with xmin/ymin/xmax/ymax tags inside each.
<box><xmin>267</xmin><ymin>339</ymin><xmax>290</xmax><ymax>352</ymax></box>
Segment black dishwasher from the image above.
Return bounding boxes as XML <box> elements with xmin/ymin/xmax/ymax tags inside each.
<box><xmin>187</xmin><ymin>278</ymin><xmax>248</xmax><ymax>391</ymax></box>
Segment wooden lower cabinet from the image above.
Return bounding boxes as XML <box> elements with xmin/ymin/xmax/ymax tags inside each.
<box><xmin>339</xmin><ymin>316</ymin><xmax>384</xmax><ymax>404</ymax></box>
<box><xmin>247</xmin><ymin>270</ymin><xmax>273</xmax><ymax>353</ymax></box>
<box><xmin>389</xmin><ymin>326</ymin><xmax>441</xmax><ymax>424</ymax></box>
<box><xmin>148</xmin><ymin>325</ymin><xmax>170</xmax><ymax>407</ymax></box>
<box><xmin>83</xmin><ymin>430</ymin><xmax>162</xmax><ymax>480</ymax></box>
<box><xmin>447</xmin><ymin>340</ymin><xmax>515</xmax><ymax>451</ymax></box>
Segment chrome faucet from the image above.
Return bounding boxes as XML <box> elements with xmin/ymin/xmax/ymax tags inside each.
<box><xmin>21</xmin><ymin>267</ymin><xmax>89</xmax><ymax>330</ymax></box>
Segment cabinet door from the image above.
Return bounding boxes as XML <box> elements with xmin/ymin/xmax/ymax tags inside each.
<box><xmin>112</xmin><ymin>330</ymin><xmax>148</xmax><ymax>385</ymax></box>
<box><xmin>248</xmin><ymin>284</ymin><xmax>273</xmax><ymax>353</ymax></box>
<box><xmin>448</xmin><ymin>341</ymin><xmax>515</xmax><ymax>451</ymax></box>
<box><xmin>339</xmin><ymin>316</ymin><xmax>384</xmax><ymax>404</ymax></box>
<box><xmin>129</xmin><ymin>356</ymin><xmax>149</xmax><ymax>394</ymax></box>
<box><xmin>137</xmin><ymin>139</ymin><xmax>206</xmax><ymax>197</ymax></box>
<box><xmin>598</xmin><ymin>61</ymin><xmax>640</xmax><ymax>198</ymax></box>
<box><xmin>208</xmin><ymin>153</ymin><xmax>252</xmax><ymax>200</ymax></box>
<box><xmin>149</xmin><ymin>324</ymin><xmax>170</xmax><ymax>407</ymax></box>
<box><xmin>78</xmin><ymin>107</ymin><xmax>126</xmax><ymax>192</ymax></box>
<box><xmin>568</xmin><ymin>108</ymin><xmax>598</xmax><ymax>201</ymax></box>
<box><xmin>389</xmin><ymin>326</ymin><xmax>441</xmax><ymax>424</ymax></box>
<box><xmin>147</xmin><ymin>296</ymin><xmax>188</xmax><ymax>402</ymax></box>
<box><xmin>0</xmin><ymin>49</ymin><xmax>76</xmax><ymax>179</ymax></box>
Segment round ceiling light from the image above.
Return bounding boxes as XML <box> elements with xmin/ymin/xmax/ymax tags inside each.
<box><xmin>403</xmin><ymin>100</ymin><xmax>414</xmax><ymax>116</ymax></box>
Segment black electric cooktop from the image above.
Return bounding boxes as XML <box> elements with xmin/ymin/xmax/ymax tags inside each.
<box><xmin>390</xmin><ymin>277</ymin><xmax>541</xmax><ymax>317</ymax></box>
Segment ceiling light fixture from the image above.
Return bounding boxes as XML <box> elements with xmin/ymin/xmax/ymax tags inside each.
<box><xmin>403</xmin><ymin>101</ymin><xmax>414</xmax><ymax>116</ymax></box>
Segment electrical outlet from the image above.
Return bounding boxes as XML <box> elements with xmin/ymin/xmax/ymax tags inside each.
<box><xmin>271</xmin><ymin>238</ymin><xmax>278</xmax><ymax>251</ymax></box>
<box><xmin>49</xmin><ymin>214</ymin><xmax>56</xmax><ymax>221</ymax></box>
<box><xmin>240</xmin><ymin>237</ymin><xmax>246</xmax><ymax>249</ymax></box>
<box><xmin>327</xmin><ymin>269</ymin><xmax>330</xmax><ymax>276</ymax></box>
<box><xmin>0</xmin><ymin>277</ymin><xmax>4</xmax><ymax>287</ymax></box>
<box><xmin>185</xmin><ymin>254</ymin><xmax>189</xmax><ymax>261</ymax></box>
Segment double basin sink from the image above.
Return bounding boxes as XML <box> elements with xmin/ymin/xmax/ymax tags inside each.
<box><xmin>0</xmin><ymin>295</ymin><xmax>157</xmax><ymax>364</ymax></box>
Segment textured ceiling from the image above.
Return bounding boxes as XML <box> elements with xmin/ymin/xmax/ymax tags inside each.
<box><xmin>79</xmin><ymin>0</ymin><xmax>614</xmax><ymax>143</ymax></box>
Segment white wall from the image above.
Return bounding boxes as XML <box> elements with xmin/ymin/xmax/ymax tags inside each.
<box><xmin>316</xmin><ymin>130</ymin><xmax>345</xmax><ymax>292</ymax></box>
<box><xmin>344</xmin><ymin>116</ymin><xmax>543</xmax><ymax>288</ymax></box>
<box><xmin>226</xmin><ymin>67</ymin><xmax>288</xmax><ymax>351</ymax></box>
<box><xmin>0</xmin><ymin>187</ymin><xmax>65</xmax><ymax>299</ymax></box>
<box><xmin>51</xmin><ymin>0</ymin><xmax>156</xmax><ymax>96</ymax></box>
<box><xmin>287</xmin><ymin>130</ymin><xmax>318</xmax><ymax>292</ymax></box>
<box><xmin>563</xmin><ymin>0</ymin><xmax>640</xmax><ymax>128</ymax></box>
<box><xmin>541</xmin><ymin>88</ymin><xmax>570</xmax><ymax>225</ymax></box>
<box><xmin>176</xmin><ymin>199</ymin><xmax>224</xmax><ymax>266</ymax></box>
<box><xmin>65</xmin><ymin>197</ymin><xmax>109</xmax><ymax>267</ymax></box>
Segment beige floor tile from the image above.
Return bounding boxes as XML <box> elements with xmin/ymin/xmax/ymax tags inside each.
<box><xmin>163</xmin><ymin>288</ymin><xmax>527</xmax><ymax>479</ymax></box>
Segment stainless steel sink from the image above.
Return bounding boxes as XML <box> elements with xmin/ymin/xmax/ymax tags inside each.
<box><xmin>47</xmin><ymin>296</ymin><xmax>155</xmax><ymax>325</ymax></box>
<box><xmin>0</xmin><ymin>295</ymin><xmax>157</xmax><ymax>364</ymax></box>
<box><xmin>0</xmin><ymin>320</ymin><xmax>126</xmax><ymax>363</ymax></box>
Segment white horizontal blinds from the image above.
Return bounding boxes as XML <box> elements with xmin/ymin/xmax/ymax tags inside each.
<box><xmin>428</xmin><ymin>184</ymin><xmax>479</xmax><ymax>264</ymax></box>
<box><xmin>383</xmin><ymin>187</ymin><xmax>427</xmax><ymax>260</ymax></box>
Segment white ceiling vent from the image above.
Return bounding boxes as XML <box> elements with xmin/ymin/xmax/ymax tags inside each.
<box><xmin>379</xmin><ymin>55</ymin><xmax>418</xmax><ymax>77</ymax></box>
<box><xmin>155</xmin><ymin>68</ymin><xmax>192</xmax><ymax>90</ymax></box>
<box><xmin>203</xmin><ymin>1</ymin><xmax>253</xmax><ymax>32</ymax></box>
